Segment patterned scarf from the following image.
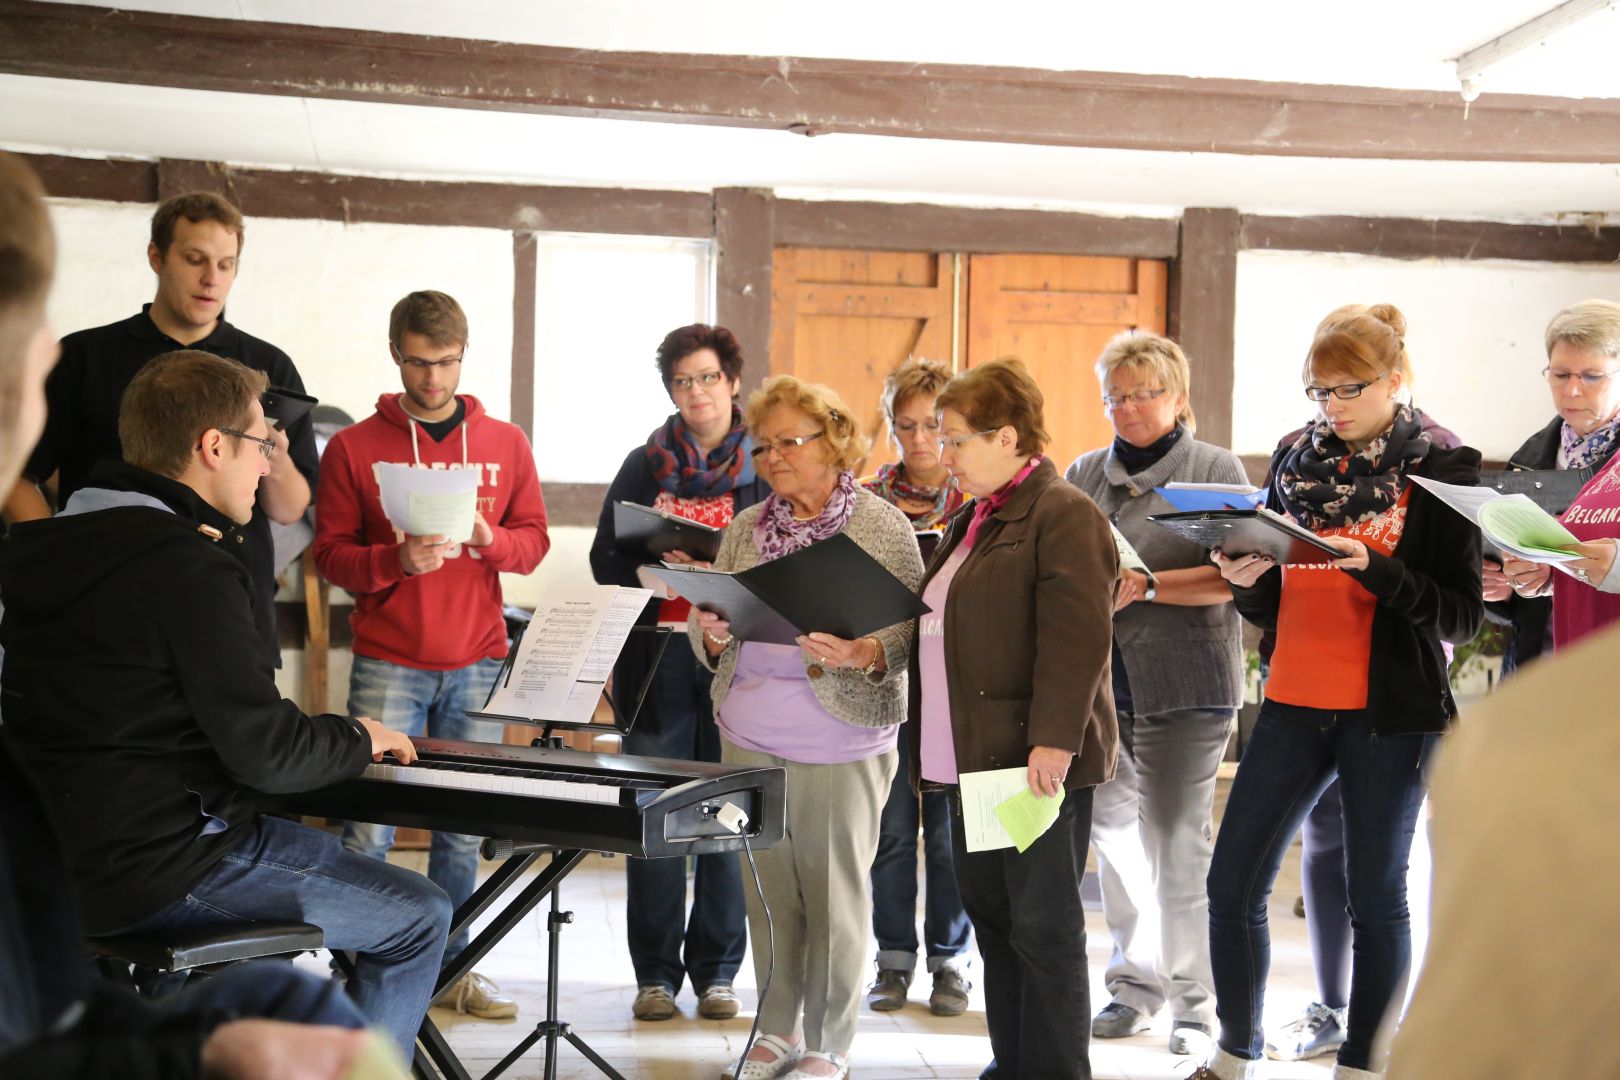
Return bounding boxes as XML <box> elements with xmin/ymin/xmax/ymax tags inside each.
<box><xmin>1560</xmin><ymin>412</ymin><xmax>1620</xmax><ymax>470</ymax></box>
<box><xmin>862</xmin><ymin>462</ymin><xmax>968</xmax><ymax>531</ymax></box>
<box><xmin>964</xmin><ymin>455</ymin><xmax>1043</xmax><ymax>547</ymax></box>
<box><xmin>645</xmin><ymin>404</ymin><xmax>756</xmax><ymax>498</ymax></box>
<box><xmin>1274</xmin><ymin>405</ymin><xmax>1431</xmax><ymax>531</ymax></box>
<box><xmin>754</xmin><ymin>469</ymin><xmax>860</xmax><ymax>564</ymax></box>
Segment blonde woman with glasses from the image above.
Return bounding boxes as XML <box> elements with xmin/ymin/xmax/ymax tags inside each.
<box><xmin>1064</xmin><ymin>331</ymin><xmax>1246</xmax><ymax>1057</ymax></box>
<box><xmin>690</xmin><ymin>376</ymin><xmax>923</xmax><ymax>1080</ymax></box>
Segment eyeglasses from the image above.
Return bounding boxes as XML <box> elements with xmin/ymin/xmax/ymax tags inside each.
<box><xmin>392</xmin><ymin>345</ymin><xmax>463</xmax><ymax>371</ymax></box>
<box><xmin>749</xmin><ymin>430</ymin><xmax>826</xmax><ymax>460</ymax></box>
<box><xmin>220</xmin><ymin>428</ymin><xmax>276</xmax><ymax>461</ymax></box>
<box><xmin>936</xmin><ymin>429</ymin><xmax>999</xmax><ymax>451</ymax></box>
<box><xmin>1543</xmin><ymin>366</ymin><xmax>1619</xmax><ymax>389</ymax></box>
<box><xmin>892</xmin><ymin>419</ymin><xmax>941</xmax><ymax>436</ymax></box>
<box><xmin>1102</xmin><ymin>387</ymin><xmax>1168</xmax><ymax>410</ymax></box>
<box><xmin>671</xmin><ymin>370</ymin><xmax>727</xmax><ymax>392</ymax></box>
<box><xmin>1305</xmin><ymin>370</ymin><xmax>1390</xmax><ymax>402</ymax></box>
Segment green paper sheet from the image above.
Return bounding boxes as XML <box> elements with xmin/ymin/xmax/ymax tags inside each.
<box><xmin>993</xmin><ymin>786</ymin><xmax>1066</xmax><ymax>853</ymax></box>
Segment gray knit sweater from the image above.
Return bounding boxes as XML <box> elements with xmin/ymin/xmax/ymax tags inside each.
<box><xmin>1065</xmin><ymin>435</ymin><xmax>1247</xmax><ymax>714</ymax></box>
<box><xmin>688</xmin><ymin>488</ymin><xmax>923</xmax><ymax>729</ymax></box>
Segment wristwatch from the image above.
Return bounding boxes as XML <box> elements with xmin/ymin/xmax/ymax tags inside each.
<box><xmin>1142</xmin><ymin>571</ymin><xmax>1158</xmax><ymax>603</ymax></box>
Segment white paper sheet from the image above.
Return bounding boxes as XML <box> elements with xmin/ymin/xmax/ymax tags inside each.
<box><xmin>1110</xmin><ymin>524</ymin><xmax>1148</xmax><ymax>573</ymax></box>
<box><xmin>554</xmin><ymin>586</ymin><xmax>655</xmax><ymax>726</ymax></box>
<box><xmin>376</xmin><ymin>463</ymin><xmax>480</xmax><ymax>542</ymax></box>
<box><xmin>958</xmin><ymin>767</ymin><xmax>1034</xmax><ymax>853</ymax></box>
<box><xmin>1410</xmin><ymin>475</ymin><xmax>1582</xmax><ymax>563</ymax></box>
<box><xmin>482</xmin><ymin>585</ymin><xmax>654</xmax><ymax>726</ymax></box>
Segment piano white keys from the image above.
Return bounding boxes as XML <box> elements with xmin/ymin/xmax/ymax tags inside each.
<box><xmin>362</xmin><ymin>761</ymin><xmax>623</xmax><ymax>806</ymax></box>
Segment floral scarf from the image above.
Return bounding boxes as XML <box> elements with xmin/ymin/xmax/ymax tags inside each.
<box><xmin>861</xmin><ymin>462</ymin><xmax>968</xmax><ymax>531</ymax></box>
<box><xmin>1274</xmin><ymin>405</ymin><xmax>1431</xmax><ymax>531</ymax></box>
<box><xmin>964</xmin><ymin>455</ymin><xmax>1044</xmax><ymax>547</ymax></box>
<box><xmin>1560</xmin><ymin>412</ymin><xmax>1620</xmax><ymax>471</ymax></box>
<box><xmin>645</xmin><ymin>404</ymin><xmax>756</xmax><ymax>498</ymax></box>
<box><xmin>753</xmin><ymin>469</ymin><xmax>860</xmax><ymax>564</ymax></box>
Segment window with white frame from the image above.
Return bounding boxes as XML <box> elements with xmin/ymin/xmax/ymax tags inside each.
<box><xmin>531</xmin><ymin>233</ymin><xmax>713</xmax><ymax>483</ymax></box>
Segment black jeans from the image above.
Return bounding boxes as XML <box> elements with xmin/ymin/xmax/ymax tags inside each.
<box><xmin>622</xmin><ymin>644</ymin><xmax>746</xmax><ymax>993</ymax></box>
<box><xmin>1207</xmin><ymin>700</ymin><xmax>1434</xmax><ymax>1071</ymax></box>
<box><xmin>952</xmin><ymin>786</ymin><xmax>1095</xmax><ymax>1080</ymax></box>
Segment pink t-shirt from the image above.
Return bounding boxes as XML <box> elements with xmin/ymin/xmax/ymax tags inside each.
<box><xmin>1553</xmin><ymin>454</ymin><xmax>1620</xmax><ymax>649</ymax></box>
<box><xmin>918</xmin><ymin>544</ymin><xmax>971</xmax><ymax>783</ymax></box>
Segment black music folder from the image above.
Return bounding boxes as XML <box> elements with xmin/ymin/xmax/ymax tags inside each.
<box><xmin>1147</xmin><ymin>507</ymin><xmax>1343</xmax><ymax>564</ymax></box>
<box><xmin>1480</xmin><ymin>468</ymin><xmax>1591</xmax><ymax>517</ymax></box>
<box><xmin>646</xmin><ymin>532</ymin><xmax>930</xmax><ymax>646</ymax></box>
<box><xmin>260</xmin><ymin>385</ymin><xmax>317</xmax><ymax>430</ymax></box>
<box><xmin>613</xmin><ymin>501</ymin><xmax>723</xmax><ymax>562</ymax></box>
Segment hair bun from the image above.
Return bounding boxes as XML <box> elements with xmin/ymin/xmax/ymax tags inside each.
<box><xmin>1366</xmin><ymin>303</ymin><xmax>1408</xmax><ymax>341</ymax></box>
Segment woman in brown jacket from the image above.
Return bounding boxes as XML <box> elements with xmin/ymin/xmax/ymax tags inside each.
<box><xmin>907</xmin><ymin>358</ymin><xmax>1120</xmax><ymax>1080</ymax></box>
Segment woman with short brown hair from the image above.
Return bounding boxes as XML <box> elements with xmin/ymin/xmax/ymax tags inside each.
<box><xmin>913</xmin><ymin>357</ymin><xmax>1119</xmax><ymax>1079</ymax></box>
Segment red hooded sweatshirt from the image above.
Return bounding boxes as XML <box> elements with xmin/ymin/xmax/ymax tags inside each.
<box><xmin>314</xmin><ymin>393</ymin><xmax>549</xmax><ymax>670</ymax></box>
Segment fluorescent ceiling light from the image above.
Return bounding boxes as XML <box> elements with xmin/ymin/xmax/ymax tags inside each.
<box><xmin>1456</xmin><ymin>0</ymin><xmax>1620</xmax><ymax>100</ymax></box>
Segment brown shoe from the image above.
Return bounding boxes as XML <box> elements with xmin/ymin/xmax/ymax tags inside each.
<box><xmin>928</xmin><ymin>967</ymin><xmax>970</xmax><ymax>1016</ymax></box>
<box><xmin>441</xmin><ymin>971</ymin><xmax>518</xmax><ymax>1019</ymax></box>
<box><xmin>864</xmin><ymin>968</ymin><xmax>910</xmax><ymax>1011</ymax></box>
<box><xmin>698</xmin><ymin>982</ymin><xmax>741</xmax><ymax>1019</ymax></box>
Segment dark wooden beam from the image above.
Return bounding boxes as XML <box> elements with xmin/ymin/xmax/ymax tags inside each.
<box><xmin>23</xmin><ymin>152</ymin><xmax>156</xmax><ymax>203</ymax></box>
<box><xmin>776</xmin><ymin>200</ymin><xmax>1179</xmax><ymax>259</ymax></box>
<box><xmin>6</xmin><ymin>1</ymin><xmax>1619</xmax><ymax>163</ymax></box>
<box><xmin>511</xmin><ymin>232</ymin><xmax>538</xmax><ymax>442</ymax></box>
<box><xmin>152</xmin><ymin>160</ymin><xmax>712</xmax><ymax>236</ymax></box>
<box><xmin>714</xmin><ymin>188</ymin><xmax>775</xmax><ymax>400</ymax></box>
<box><xmin>1241</xmin><ymin>214</ymin><xmax>1620</xmax><ymax>263</ymax></box>
<box><xmin>1177</xmin><ymin>209</ymin><xmax>1241</xmax><ymax>451</ymax></box>
<box><xmin>541</xmin><ymin>483</ymin><xmax>609</xmax><ymax>529</ymax></box>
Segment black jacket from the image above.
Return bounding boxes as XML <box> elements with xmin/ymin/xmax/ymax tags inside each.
<box><xmin>0</xmin><ymin>730</ymin><xmax>223</xmax><ymax>1079</ymax></box>
<box><xmin>1233</xmin><ymin>444</ymin><xmax>1484</xmax><ymax>735</ymax></box>
<box><xmin>588</xmin><ymin>442</ymin><xmax>770</xmax><ymax>735</ymax></box>
<box><xmin>0</xmin><ymin>461</ymin><xmax>370</xmax><ymax>933</ymax></box>
<box><xmin>24</xmin><ymin>307</ymin><xmax>320</xmax><ymax>667</ymax></box>
<box><xmin>1484</xmin><ymin>417</ymin><xmax>1619</xmax><ymax>675</ymax></box>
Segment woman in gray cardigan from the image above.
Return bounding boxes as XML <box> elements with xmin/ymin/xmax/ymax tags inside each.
<box><xmin>689</xmin><ymin>376</ymin><xmax>922</xmax><ymax>1080</ymax></box>
<box><xmin>1065</xmin><ymin>331</ymin><xmax>1246</xmax><ymax>1057</ymax></box>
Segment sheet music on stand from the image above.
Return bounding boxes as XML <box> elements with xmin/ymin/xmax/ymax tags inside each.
<box><xmin>471</xmin><ymin>584</ymin><xmax>657</xmax><ymax>731</ymax></box>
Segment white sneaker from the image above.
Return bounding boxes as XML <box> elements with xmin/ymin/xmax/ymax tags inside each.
<box><xmin>1264</xmin><ymin>1001</ymin><xmax>1348</xmax><ymax>1061</ymax></box>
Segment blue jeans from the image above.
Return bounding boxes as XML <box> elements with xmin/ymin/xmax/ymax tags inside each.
<box><xmin>622</xmin><ymin>644</ymin><xmax>746</xmax><ymax>993</ymax></box>
<box><xmin>342</xmin><ymin>654</ymin><xmax>504</xmax><ymax>960</ymax></box>
<box><xmin>121</xmin><ymin>816</ymin><xmax>450</xmax><ymax>1057</ymax></box>
<box><xmin>1207</xmin><ymin>700</ymin><xmax>1434</xmax><ymax>1071</ymax></box>
<box><xmin>869</xmin><ymin>733</ymin><xmax>971</xmax><ymax>974</ymax></box>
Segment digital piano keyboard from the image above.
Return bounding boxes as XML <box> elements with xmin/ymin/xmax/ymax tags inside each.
<box><xmin>265</xmin><ymin>736</ymin><xmax>786</xmax><ymax>858</ymax></box>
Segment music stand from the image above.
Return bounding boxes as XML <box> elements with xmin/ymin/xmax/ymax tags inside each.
<box><xmin>445</xmin><ymin>624</ymin><xmax>673</xmax><ymax>1080</ymax></box>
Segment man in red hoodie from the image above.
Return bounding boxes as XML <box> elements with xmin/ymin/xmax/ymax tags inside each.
<box><xmin>314</xmin><ymin>290</ymin><xmax>550</xmax><ymax>1019</ymax></box>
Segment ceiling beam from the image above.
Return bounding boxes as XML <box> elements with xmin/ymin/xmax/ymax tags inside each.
<box><xmin>1241</xmin><ymin>214</ymin><xmax>1620</xmax><ymax>262</ymax></box>
<box><xmin>5</xmin><ymin>1</ymin><xmax>1620</xmax><ymax>164</ymax></box>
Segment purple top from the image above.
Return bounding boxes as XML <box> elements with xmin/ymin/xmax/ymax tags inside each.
<box><xmin>918</xmin><ymin>544</ymin><xmax>970</xmax><ymax>783</ymax></box>
<box><xmin>718</xmin><ymin>642</ymin><xmax>898</xmax><ymax>764</ymax></box>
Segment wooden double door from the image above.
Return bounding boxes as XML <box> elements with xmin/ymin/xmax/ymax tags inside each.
<box><xmin>770</xmin><ymin>249</ymin><xmax>1168</xmax><ymax>473</ymax></box>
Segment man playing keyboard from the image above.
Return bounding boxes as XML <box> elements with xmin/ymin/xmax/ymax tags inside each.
<box><xmin>0</xmin><ymin>348</ymin><xmax>451</xmax><ymax>1058</ymax></box>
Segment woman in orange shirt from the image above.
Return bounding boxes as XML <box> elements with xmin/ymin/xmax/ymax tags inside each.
<box><xmin>1188</xmin><ymin>305</ymin><xmax>1482</xmax><ymax>1080</ymax></box>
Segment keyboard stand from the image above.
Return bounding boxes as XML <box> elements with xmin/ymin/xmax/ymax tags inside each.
<box><xmin>481</xmin><ymin>847</ymin><xmax>625</xmax><ymax>1080</ymax></box>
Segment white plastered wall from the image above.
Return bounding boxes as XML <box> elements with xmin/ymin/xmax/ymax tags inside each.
<box><xmin>1232</xmin><ymin>250</ymin><xmax>1620</xmax><ymax>461</ymax></box>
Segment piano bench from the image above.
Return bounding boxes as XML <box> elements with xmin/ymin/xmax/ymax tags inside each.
<box><xmin>89</xmin><ymin>921</ymin><xmax>325</xmax><ymax>979</ymax></box>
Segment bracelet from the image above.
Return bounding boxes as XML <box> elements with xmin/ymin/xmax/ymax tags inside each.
<box><xmin>704</xmin><ymin>629</ymin><xmax>734</xmax><ymax>649</ymax></box>
<box><xmin>857</xmin><ymin>636</ymin><xmax>883</xmax><ymax>677</ymax></box>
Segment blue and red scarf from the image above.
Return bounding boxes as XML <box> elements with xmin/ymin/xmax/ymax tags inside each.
<box><xmin>646</xmin><ymin>405</ymin><xmax>756</xmax><ymax>498</ymax></box>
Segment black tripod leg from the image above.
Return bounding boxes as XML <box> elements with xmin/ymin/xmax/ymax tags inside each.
<box><xmin>563</xmin><ymin>1031</ymin><xmax>629</xmax><ymax>1080</ymax></box>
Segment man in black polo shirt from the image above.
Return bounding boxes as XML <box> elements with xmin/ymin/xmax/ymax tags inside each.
<box><xmin>4</xmin><ymin>191</ymin><xmax>316</xmax><ymax>666</ymax></box>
